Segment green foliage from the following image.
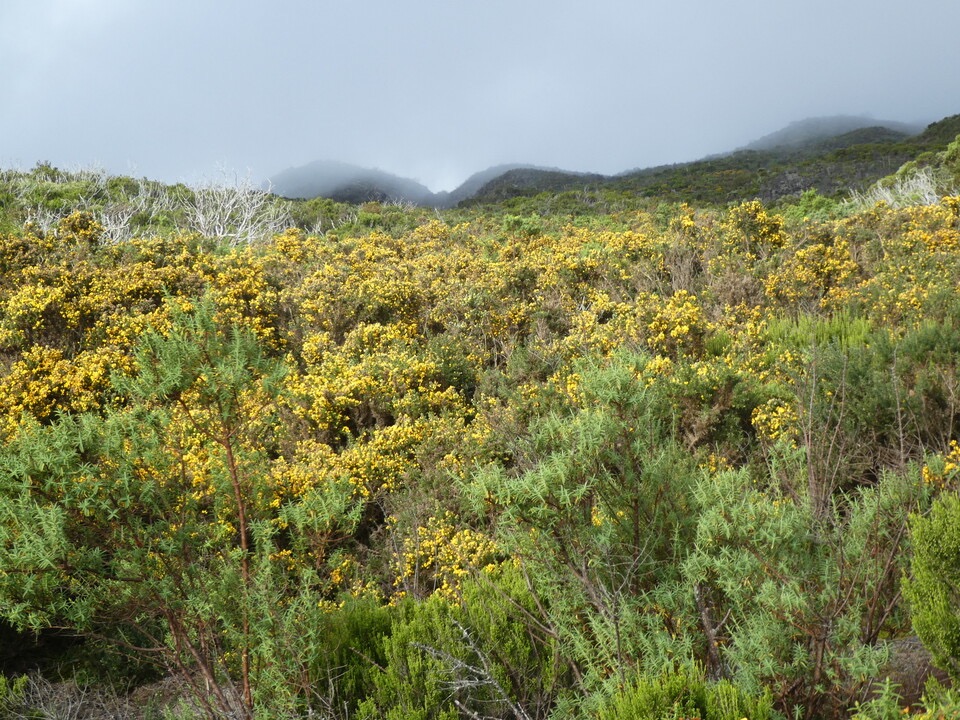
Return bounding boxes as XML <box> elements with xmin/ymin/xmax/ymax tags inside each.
<box><xmin>0</xmin><ymin>674</ymin><xmax>28</xmax><ymax>717</ymax></box>
<box><xmin>849</xmin><ymin>678</ymin><xmax>905</xmax><ymax>720</ymax></box>
<box><xmin>304</xmin><ymin>596</ymin><xmax>392</xmax><ymax>714</ymax></box>
<box><xmin>942</xmin><ymin>135</ymin><xmax>960</xmax><ymax>187</ymax></box>
<box><xmin>594</xmin><ymin>666</ymin><xmax>777</xmax><ymax>720</ymax></box>
<box><xmin>779</xmin><ymin>189</ymin><xmax>844</xmax><ymax>224</ymax></box>
<box><xmin>904</xmin><ymin>493</ymin><xmax>960</xmax><ymax>683</ymax></box>
<box><xmin>2</xmin><ymin>157</ymin><xmax>960</xmax><ymax>718</ymax></box>
<box><xmin>466</xmin><ymin>351</ymin><xmax>698</xmax><ymax>698</ymax></box>
<box><xmin>286</xmin><ymin>195</ymin><xmax>354</xmax><ymax>233</ymax></box>
<box><xmin>686</xmin><ymin>465</ymin><xmax>928</xmax><ymax>718</ymax></box>
<box><xmin>0</xmin><ymin>298</ymin><xmax>361</xmax><ymax>717</ymax></box>
<box><xmin>502</xmin><ymin>213</ymin><xmax>544</xmax><ymax>237</ymax></box>
<box><xmin>915</xmin><ymin>678</ymin><xmax>960</xmax><ymax>719</ymax></box>
<box><xmin>360</xmin><ymin>564</ymin><xmax>563</xmax><ymax>720</ymax></box>
<box><xmin>764</xmin><ymin>311</ymin><xmax>874</xmax><ymax>350</ymax></box>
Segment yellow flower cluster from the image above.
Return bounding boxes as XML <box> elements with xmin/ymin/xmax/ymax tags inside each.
<box><xmin>268</xmin><ymin>439</ymin><xmax>337</xmax><ymax>504</ymax></box>
<box><xmin>721</xmin><ymin>200</ymin><xmax>786</xmax><ymax>258</ymax></box>
<box><xmin>641</xmin><ymin>354</ymin><xmax>674</xmax><ymax>385</ymax></box>
<box><xmin>921</xmin><ymin>440</ymin><xmax>960</xmax><ymax>489</ymax></box>
<box><xmin>646</xmin><ymin>290</ymin><xmax>710</xmax><ymax>358</ymax></box>
<box><xmin>764</xmin><ymin>239</ymin><xmax>860</xmax><ymax>312</ymax></box>
<box><xmin>200</xmin><ymin>252</ymin><xmax>281</xmax><ymax>346</ymax></box>
<box><xmin>751</xmin><ymin>398</ymin><xmax>799</xmax><ymax>447</ymax></box>
<box><xmin>0</xmin><ymin>346</ymin><xmax>115</xmax><ymax>435</ymax></box>
<box><xmin>700</xmin><ymin>452</ymin><xmax>733</xmax><ymax>475</ymax></box>
<box><xmin>392</xmin><ymin>512</ymin><xmax>499</xmax><ymax>601</ymax></box>
<box><xmin>57</xmin><ymin>211</ymin><xmax>105</xmax><ymax>247</ymax></box>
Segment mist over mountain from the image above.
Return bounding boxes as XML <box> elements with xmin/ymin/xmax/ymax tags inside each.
<box><xmin>442</xmin><ymin>164</ymin><xmax>539</xmax><ymax>206</ymax></box>
<box><xmin>269</xmin><ymin>160</ymin><xmax>438</xmax><ymax>206</ymax></box>
<box><xmin>269</xmin><ymin>161</ymin><xmax>568</xmax><ymax>208</ymax></box>
<box><xmin>739</xmin><ymin>115</ymin><xmax>925</xmax><ymax>152</ymax></box>
<box><xmin>269</xmin><ymin>114</ymin><xmax>950</xmax><ymax>208</ymax></box>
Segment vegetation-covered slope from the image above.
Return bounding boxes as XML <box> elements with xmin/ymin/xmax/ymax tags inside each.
<box><xmin>464</xmin><ymin>114</ymin><xmax>960</xmax><ymax>208</ymax></box>
<box><xmin>267</xmin><ymin>115</ymin><xmax>958</xmax><ymax>210</ymax></box>
<box><xmin>0</xmin><ymin>135</ymin><xmax>959</xmax><ymax>719</ymax></box>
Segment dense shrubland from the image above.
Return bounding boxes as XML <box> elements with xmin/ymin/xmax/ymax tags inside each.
<box><xmin>0</xmin><ymin>152</ymin><xmax>959</xmax><ymax>719</ymax></box>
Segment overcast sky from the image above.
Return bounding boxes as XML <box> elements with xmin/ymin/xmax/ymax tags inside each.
<box><xmin>3</xmin><ymin>0</ymin><xmax>959</xmax><ymax>192</ymax></box>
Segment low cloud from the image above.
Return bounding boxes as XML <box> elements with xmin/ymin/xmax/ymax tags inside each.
<box><xmin>2</xmin><ymin>1</ymin><xmax>958</xmax><ymax>189</ymax></box>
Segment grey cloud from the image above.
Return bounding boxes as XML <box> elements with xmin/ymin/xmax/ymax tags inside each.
<box><xmin>3</xmin><ymin>0</ymin><xmax>959</xmax><ymax>191</ymax></box>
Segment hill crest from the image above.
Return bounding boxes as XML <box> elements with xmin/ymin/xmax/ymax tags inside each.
<box><xmin>269</xmin><ymin>113</ymin><xmax>955</xmax><ymax>208</ymax></box>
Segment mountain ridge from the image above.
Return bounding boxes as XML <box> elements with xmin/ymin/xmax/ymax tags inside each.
<box><xmin>269</xmin><ymin>114</ymin><xmax>957</xmax><ymax>208</ymax></box>
<box><xmin>738</xmin><ymin>115</ymin><xmax>923</xmax><ymax>152</ymax></box>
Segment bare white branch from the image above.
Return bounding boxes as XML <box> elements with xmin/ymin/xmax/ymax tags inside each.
<box><xmin>179</xmin><ymin>169</ymin><xmax>292</xmax><ymax>245</ymax></box>
<box><xmin>849</xmin><ymin>166</ymin><xmax>956</xmax><ymax>210</ymax></box>
<box><xmin>413</xmin><ymin>620</ymin><xmax>532</xmax><ymax>720</ymax></box>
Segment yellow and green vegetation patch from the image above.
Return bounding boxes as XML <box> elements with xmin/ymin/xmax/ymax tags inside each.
<box><xmin>1</xmin><ymin>160</ymin><xmax>960</xmax><ymax>718</ymax></box>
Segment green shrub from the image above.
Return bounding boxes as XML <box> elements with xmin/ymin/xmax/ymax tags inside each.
<box><xmin>0</xmin><ymin>674</ymin><xmax>28</xmax><ymax>717</ymax></box>
<box><xmin>686</xmin><ymin>465</ymin><xmax>925</xmax><ymax>719</ymax></box>
<box><xmin>359</xmin><ymin>564</ymin><xmax>563</xmax><ymax>720</ymax></box>
<box><xmin>502</xmin><ymin>213</ymin><xmax>543</xmax><ymax>237</ymax></box>
<box><xmin>594</xmin><ymin>666</ymin><xmax>777</xmax><ymax>720</ymax></box>
<box><xmin>849</xmin><ymin>678</ymin><xmax>905</xmax><ymax>720</ymax></box>
<box><xmin>466</xmin><ymin>351</ymin><xmax>699</xmax><ymax>697</ymax></box>
<box><xmin>916</xmin><ymin>677</ymin><xmax>960</xmax><ymax>719</ymax></box>
<box><xmin>904</xmin><ymin>492</ymin><xmax>960</xmax><ymax>683</ymax></box>
<box><xmin>780</xmin><ymin>189</ymin><xmax>843</xmax><ymax>224</ymax></box>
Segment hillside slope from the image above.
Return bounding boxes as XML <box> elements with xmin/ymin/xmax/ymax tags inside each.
<box><xmin>267</xmin><ymin>114</ymin><xmax>959</xmax><ymax>209</ymax></box>
<box><xmin>467</xmin><ymin>114</ymin><xmax>959</xmax><ymax>206</ymax></box>
<box><xmin>269</xmin><ymin>160</ymin><xmax>437</xmax><ymax>205</ymax></box>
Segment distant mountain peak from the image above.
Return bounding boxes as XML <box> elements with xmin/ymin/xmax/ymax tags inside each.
<box><xmin>741</xmin><ymin>115</ymin><xmax>924</xmax><ymax>152</ymax></box>
<box><xmin>269</xmin><ymin>160</ymin><xmax>438</xmax><ymax>206</ymax></box>
<box><xmin>268</xmin><ymin>160</ymin><xmax>589</xmax><ymax>209</ymax></box>
<box><xmin>268</xmin><ymin>112</ymin><xmax>955</xmax><ymax>209</ymax></box>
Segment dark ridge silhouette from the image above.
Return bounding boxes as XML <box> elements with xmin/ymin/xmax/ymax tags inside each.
<box><xmin>269</xmin><ymin>113</ymin><xmax>958</xmax><ymax>208</ymax></box>
<box><xmin>739</xmin><ymin>115</ymin><xmax>923</xmax><ymax>152</ymax></box>
<box><xmin>269</xmin><ymin>160</ymin><xmax>437</xmax><ymax>206</ymax></box>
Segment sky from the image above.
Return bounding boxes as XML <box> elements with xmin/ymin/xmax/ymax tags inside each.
<box><xmin>2</xmin><ymin>0</ymin><xmax>960</xmax><ymax>192</ymax></box>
